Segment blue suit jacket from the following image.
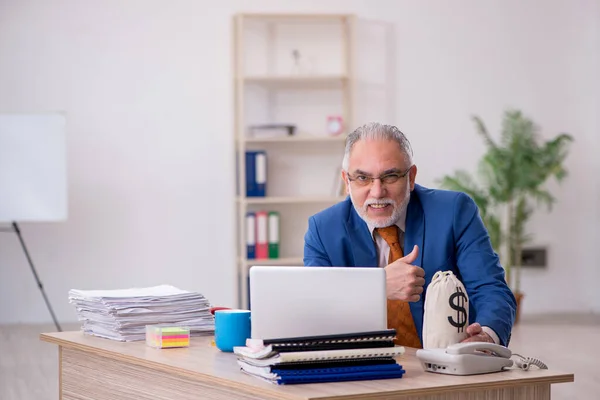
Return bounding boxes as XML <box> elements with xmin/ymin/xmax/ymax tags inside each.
<box><xmin>303</xmin><ymin>184</ymin><xmax>516</xmax><ymax>346</ymax></box>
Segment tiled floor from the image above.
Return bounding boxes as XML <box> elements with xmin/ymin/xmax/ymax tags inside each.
<box><xmin>1</xmin><ymin>316</ymin><xmax>598</xmax><ymax>399</ymax></box>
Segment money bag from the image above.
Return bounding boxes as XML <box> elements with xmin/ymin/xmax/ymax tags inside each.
<box><xmin>422</xmin><ymin>270</ymin><xmax>469</xmax><ymax>349</ymax></box>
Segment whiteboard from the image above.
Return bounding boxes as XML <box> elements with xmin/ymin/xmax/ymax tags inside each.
<box><xmin>0</xmin><ymin>113</ymin><xmax>67</xmax><ymax>222</ymax></box>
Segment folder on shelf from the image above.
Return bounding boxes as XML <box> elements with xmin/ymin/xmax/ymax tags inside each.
<box><xmin>246</xmin><ymin>212</ymin><xmax>256</xmax><ymax>259</ymax></box>
<box><xmin>268</xmin><ymin>211</ymin><xmax>280</xmax><ymax>259</ymax></box>
<box><xmin>245</xmin><ymin>150</ymin><xmax>267</xmax><ymax>197</ymax></box>
<box><xmin>255</xmin><ymin>211</ymin><xmax>268</xmax><ymax>259</ymax></box>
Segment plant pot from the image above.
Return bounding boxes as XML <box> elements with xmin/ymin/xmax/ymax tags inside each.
<box><xmin>514</xmin><ymin>291</ymin><xmax>525</xmax><ymax>324</ymax></box>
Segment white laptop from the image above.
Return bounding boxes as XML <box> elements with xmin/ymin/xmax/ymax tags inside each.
<box><xmin>248</xmin><ymin>266</ymin><xmax>388</xmax><ymax>340</ymax></box>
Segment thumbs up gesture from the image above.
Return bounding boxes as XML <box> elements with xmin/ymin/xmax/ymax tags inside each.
<box><xmin>384</xmin><ymin>245</ymin><xmax>426</xmax><ymax>302</ymax></box>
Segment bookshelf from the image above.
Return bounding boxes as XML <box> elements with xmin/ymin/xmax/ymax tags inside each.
<box><xmin>233</xmin><ymin>13</ymin><xmax>356</xmax><ymax>308</ymax></box>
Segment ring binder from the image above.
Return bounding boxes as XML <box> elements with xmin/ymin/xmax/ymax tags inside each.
<box><xmin>249</xmin><ymin>329</ymin><xmax>397</xmax><ymax>347</ymax></box>
<box><xmin>243</xmin><ymin>329</ymin><xmax>398</xmax><ymax>358</ymax></box>
<box><xmin>272</xmin><ymin>369</ymin><xmax>406</xmax><ymax>385</ymax></box>
<box><xmin>234</xmin><ymin>346</ymin><xmax>405</xmax><ymax>367</ymax></box>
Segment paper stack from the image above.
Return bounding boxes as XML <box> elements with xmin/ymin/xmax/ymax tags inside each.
<box><xmin>233</xmin><ymin>329</ymin><xmax>406</xmax><ymax>385</ymax></box>
<box><xmin>68</xmin><ymin>285</ymin><xmax>214</xmax><ymax>341</ymax></box>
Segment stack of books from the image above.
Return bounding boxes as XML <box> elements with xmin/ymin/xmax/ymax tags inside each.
<box><xmin>68</xmin><ymin>285</ymin><xmax>215</xmax><ymax>341</ymax></box>
<box><xmin>233</xmin><ymin>329</ymin><xmax>406</xmax><ymax>385</ymax></box>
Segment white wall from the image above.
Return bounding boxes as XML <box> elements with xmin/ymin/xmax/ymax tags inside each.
<box><xmin>0</xmin><ymin>0</ymin><xmax>597</xmax><ymax>324</ymax></box>
<box><xmin>388</xmin><ymin>0</ymin><xmax>600</xmax><ymax>315</ymax></box>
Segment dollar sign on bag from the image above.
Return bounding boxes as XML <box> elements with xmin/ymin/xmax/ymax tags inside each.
<box><xmin>448</xmin><ymin>287</ymin><xmax>467</xmax><ymax>332</ymax></box>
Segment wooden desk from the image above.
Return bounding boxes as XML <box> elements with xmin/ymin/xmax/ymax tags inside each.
<box><xmin>40</xmin><ymin>332</ymin><xmax>573</xmax><ymax>400</ymax></box>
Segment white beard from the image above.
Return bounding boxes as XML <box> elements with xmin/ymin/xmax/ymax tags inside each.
<box><xmin>349</xmin><ymin>185</ymin><xmax>411</xmax><ymax>228</ymax></box>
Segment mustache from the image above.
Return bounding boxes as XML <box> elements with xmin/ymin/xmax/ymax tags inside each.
<box><xmin>364</xmin><ymin>198</ymin><xmax>395</xmax><ymax>208</ymax></box>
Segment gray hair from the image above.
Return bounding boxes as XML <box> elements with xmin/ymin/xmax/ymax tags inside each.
<box><xmin>342</xmin><ymin>122</ymin><xmax>413</xmax><ymax>171</ymax></box>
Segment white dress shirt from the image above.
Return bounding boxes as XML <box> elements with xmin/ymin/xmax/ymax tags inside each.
<box><xmin>366</xmin><ymin>208</ymin><xmax>500</xmax><ymax>345</ymax></box>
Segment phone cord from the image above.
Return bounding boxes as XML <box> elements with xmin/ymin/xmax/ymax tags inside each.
<box><xmin>512</xmin><ymin>353</ymin><xmax>548</xmax><ymax>370</ymax></box>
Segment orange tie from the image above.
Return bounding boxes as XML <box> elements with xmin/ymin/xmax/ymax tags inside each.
<box><xmin>376</xmin><ymin>226</ymin><xmax>422</xmax><ymax>348</ymax></box>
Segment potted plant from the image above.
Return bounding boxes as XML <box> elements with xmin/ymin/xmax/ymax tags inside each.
<box><xmin>438</xmin><ymin>109</ymin><xmax>573</xmax><ymax>322</ymax></box>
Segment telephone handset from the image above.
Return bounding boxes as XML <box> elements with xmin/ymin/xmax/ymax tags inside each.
<box><xmin>416</xmin><ymin>342</ymin><xmax>548</xmax><ymax>376</ymax></box>
<box><xmin>416</xmin><ymin>342</ymin><xmax>514</xmax><ymax>375</ymax></box>
<box><xmin>446</xmin><ymin>342</ymin><xmax>513</xmax><ymax>358</ymax></box>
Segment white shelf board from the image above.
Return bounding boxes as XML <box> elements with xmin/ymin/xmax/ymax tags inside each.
<box><xmin>237</xmin><ymin>13</ymin><xmax>351</xmax><ymax>21</ymax></box>
<box><xmin>241</xmin><ymin>257</ymin><xmax>304</xmax><ymax>266</ymax></box>
<box><xmin>239</xmin><ymin>196</ymin><xmax>346</xmax><ymax>205</ymax></box>
<box><xmin>243</xmin><ymin>75</ymin><xmax>348</xmax><ymax>87</ymax></box>
<box><xmin>244</xmin><ymin>135</ymin><xmax>346</xmax><ymax>144</ymax></box>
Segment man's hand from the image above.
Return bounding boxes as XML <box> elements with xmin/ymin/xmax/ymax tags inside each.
<box><xmin>460</xmin><ymin>323</ymin><xmax>494</xmax><ymax>343</ymax></box>
<box><xmin>384</xmin><ymin>245</ymin><xmax>425</xmax><ymax>302</ymax></box>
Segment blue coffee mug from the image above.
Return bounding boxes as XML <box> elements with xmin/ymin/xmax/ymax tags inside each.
<box><xmin>214</xmin><ymin>309</ymin><xmax>251</xmax><ymax>352</ymax></box>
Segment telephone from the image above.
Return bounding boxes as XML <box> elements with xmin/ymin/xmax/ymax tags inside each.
<box><xmin>416</xmin><ymin>342</ymin><xmax>547</xmax><ymax>376</ymax></box>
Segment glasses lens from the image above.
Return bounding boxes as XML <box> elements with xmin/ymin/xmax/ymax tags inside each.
<box><xmin>381</xmin><ymin>174</ymin><xmax>401</xmax><ymax>184</ymax></box>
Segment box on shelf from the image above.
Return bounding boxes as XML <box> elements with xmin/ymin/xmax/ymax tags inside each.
<box><xmin>248</xmin><ymin>124</ymin><xmax>296</xmax><ymax>138</ymax></box>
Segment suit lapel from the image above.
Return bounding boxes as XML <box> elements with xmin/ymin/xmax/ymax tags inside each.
<box><xmin>404</xmin><ymin>188</ymin><xmax>425</xmax><ymax>341</ymax></box>
<box><xmin>404</xmin><ymin>189</ymin><xmax>424</xmax><ymax>268</ymax></box>
<box><xmin>346</xmin><ymin>205</ymin><xmax>378</xmax><ymax>267</ymax></box>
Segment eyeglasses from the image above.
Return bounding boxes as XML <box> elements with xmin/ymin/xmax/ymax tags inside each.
<box><xmin>347</xmin><ymin>166</ymin><xmax>412</xmax><ymax>187</ymax></box>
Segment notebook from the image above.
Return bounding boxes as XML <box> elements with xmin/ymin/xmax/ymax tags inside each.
<box><xmin>242</xmin><ymin>329</ymin><xmax>397</xmax><ymax>358</ymax></box>
<box><xmin>238</xmin><ymin>357</ymin><xmax>399</xmax><ymax>372</ymax></box>
<box><xmin>250</xmin><ymin>329</ymin><xmax>397</xmax><ymax>346</ymax></box>
<box><xmin>233</xmin><ymin>346</ymin><xmax>405</xmax><ymax>367</ymax></box>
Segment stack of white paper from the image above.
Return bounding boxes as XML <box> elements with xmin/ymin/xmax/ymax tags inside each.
<box><xmin>68</xmin><ymin>285</ymin><xmax>214</xmax><ymax>341</ymax></box>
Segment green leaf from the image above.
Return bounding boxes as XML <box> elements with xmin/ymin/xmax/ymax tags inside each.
<box><xmin>437</xmin><ymin>171</ymin><xmax>490</xmax><ymax>216</ymax></box>
<box><xmin>472</xmin><ymin>115</ymin><xmax>498</xmax><ymax>150</ymax></box>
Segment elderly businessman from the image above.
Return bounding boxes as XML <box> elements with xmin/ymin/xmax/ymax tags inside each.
<box><xmin>303</xmin><ymin>122</ymin><xmax>516</xmax><ymax>348</ymax></box>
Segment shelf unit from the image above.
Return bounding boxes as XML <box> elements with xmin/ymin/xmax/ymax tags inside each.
<box><xmin>233</xmin><ymin>13</ymin><xmax>356</xmax><ymax>308</ymax></box>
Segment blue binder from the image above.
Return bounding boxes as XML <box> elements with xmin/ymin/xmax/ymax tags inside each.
<box><xmin>272</xmin><ymin>363</ymin><xmax>403</xmax><ymax>376</ymax></box>
<box><xmin>273</xmin><ymin>364</ymin><xmax>406</xmax><ymax>385</ymax></box>
<box><xmin>246</xmin><ymin>212</ymin><xmax>256</xmax><ymax>259</ymax></box>
<box><xmin>245</xmin><ymin>151</ymin><xmax>267</xmax><ymax>197</ymax></box>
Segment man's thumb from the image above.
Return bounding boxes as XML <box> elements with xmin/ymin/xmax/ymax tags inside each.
<box><xmin>400</xmin><ymin>245</ymin><xmax>419</xmax><ymax>263</ymax></box>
